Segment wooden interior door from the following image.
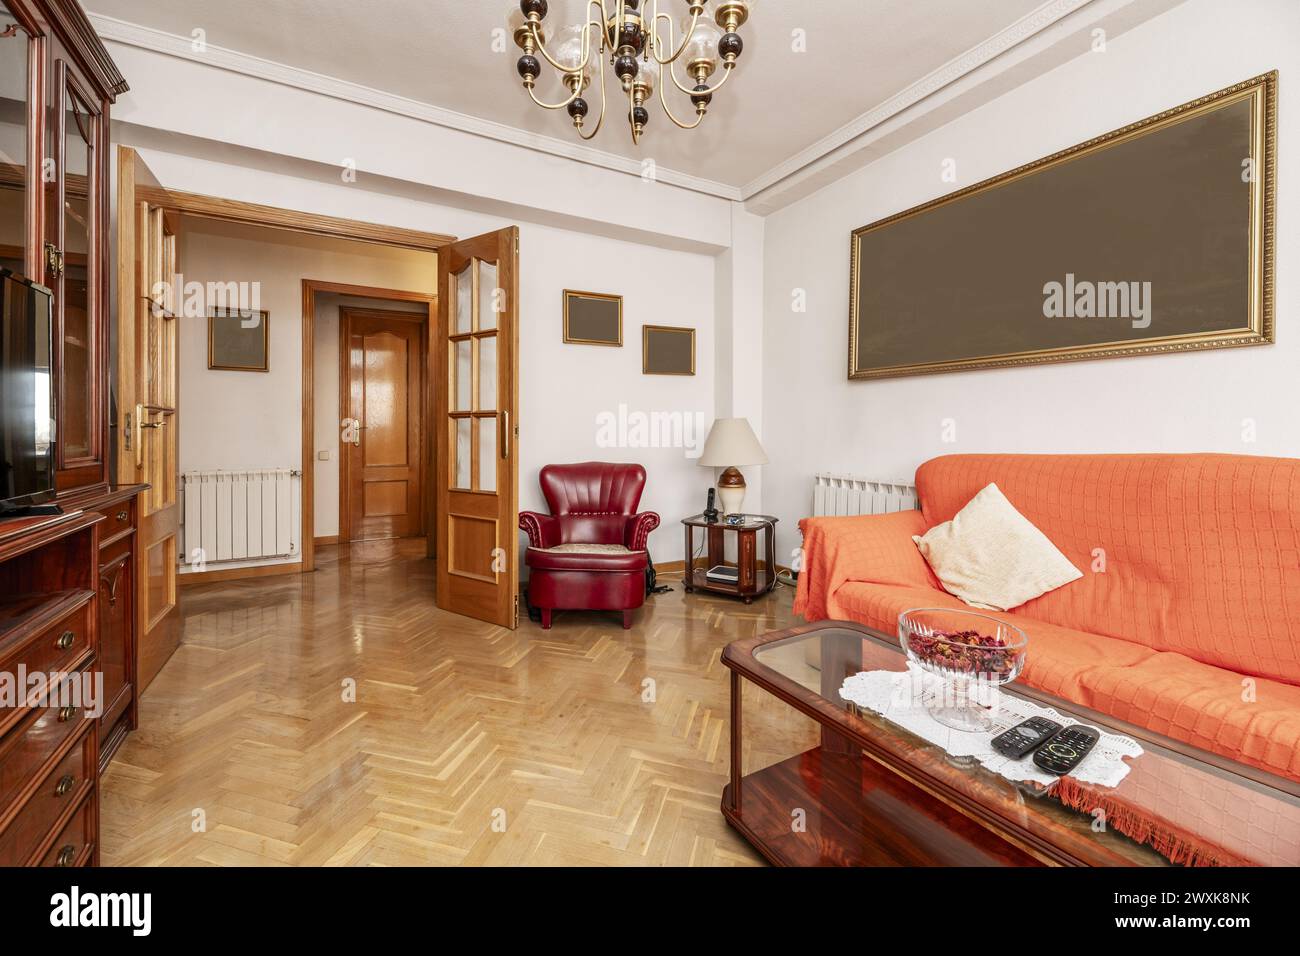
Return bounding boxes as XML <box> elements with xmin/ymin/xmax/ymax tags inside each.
<box><xmin>114</xmin><ymin>147</ymin><xmax>181</xmax><ymax>690</ymax></box>
<box><xmin>342</xmin><ymin>307</ymin><xmax>424</xmax><ymax>541</ymax></box>
<box><xmin>434</xmin><ymin>228</ymin><xmax>519</xmax><ymax>627</ymax></box>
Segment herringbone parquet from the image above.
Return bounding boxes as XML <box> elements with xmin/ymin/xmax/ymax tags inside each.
<box><xmin>100</xmin><ymin>540</ymin><xmax>802</xmax><ymax>866</ymax></box>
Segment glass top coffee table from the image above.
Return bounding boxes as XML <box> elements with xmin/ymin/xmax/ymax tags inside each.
<box><xmin>721</xmin><ymin>621</ymin><xmax>1300</xmax><ymax>867</ymax></box>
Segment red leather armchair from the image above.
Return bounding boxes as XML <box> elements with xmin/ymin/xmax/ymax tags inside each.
<box><xmin>520</xmin><ymin>462</ymin><xmax>661</xmax><ymax>629</ymax></box>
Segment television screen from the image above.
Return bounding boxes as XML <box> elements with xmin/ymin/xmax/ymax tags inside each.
<box><xmin>0</xmin><ymin>268</ymin><xmax>54</xmax><ymax>510</ymax></box>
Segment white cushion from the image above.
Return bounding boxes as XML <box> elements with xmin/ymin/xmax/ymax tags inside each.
<box><xmin>912</xmin><ymin>483</ymin><xmax>1082</xmax><ymax>611</ymax></box>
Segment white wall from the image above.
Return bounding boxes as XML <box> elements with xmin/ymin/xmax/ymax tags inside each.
<box><xmin>177</xmin><ymin>220</ymin><xmax>435</xmax><ymax>567</ymax></box>
<box><xmin>103</xmin><ymin>30</ymin><xmax>731</xmax><ymax>570</ymax></box>
<box><xmin>133</xmin><ymin>148</ymin><xmax>717</xmax><ymax>568</ymax></box>
<box><xmin>761</xmin><ymin>0</ymin><xmax>1300</xmax><ymax>561</ymax></box>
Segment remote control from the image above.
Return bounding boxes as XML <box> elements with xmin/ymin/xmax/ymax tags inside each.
<box><xmin>1032</xmin><ymin>724</ymin><xmax>1101</xmax><ymax>776</ymax></box>
<box><xmin>991</xmin><ymin>717</ymin><xmax>1062</xmax><ymax>759</ymax></box>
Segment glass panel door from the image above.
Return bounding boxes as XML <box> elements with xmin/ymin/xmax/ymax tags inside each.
<box><xmin>435</xmin><ymin>228</ymin><xmax>518</xmax><ymax>627</ymax></box>
<box><xmin>0</xmin><ymin>6</ymin><xmax>30</xmax><ymax>277</ymax></box>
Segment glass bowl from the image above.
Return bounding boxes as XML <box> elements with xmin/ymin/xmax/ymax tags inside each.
<box><xmin>898</xmin><ymin>607</ymin><xmax>1028</xmax><ymax>733</ymax></box>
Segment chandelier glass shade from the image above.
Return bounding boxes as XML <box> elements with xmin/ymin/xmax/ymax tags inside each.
<box><xmin>508</xmin><ymin>0</ymin><xmax>754</xmax><ymax>144</ymax></box>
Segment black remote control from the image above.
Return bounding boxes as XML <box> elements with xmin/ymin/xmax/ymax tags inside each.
<box><xmin>1032</xmin><ymin>724</ymin><xmax>1101</xmax><ymax>775</ymax></box>
<box><xmin>991</xmin><ymin>717</ymin><xmax>1062</xmax><ymax>759</ymax></box>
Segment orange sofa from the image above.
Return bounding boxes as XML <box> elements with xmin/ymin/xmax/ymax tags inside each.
<box><xmin>794</xmin><ymin>453</ymin><xmax>1300</xmax><ymax>783</ymax></box>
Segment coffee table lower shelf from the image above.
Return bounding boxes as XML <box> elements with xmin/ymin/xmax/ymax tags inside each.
<box><xmin>722</xmin><ymin>747</ymin><xmax>1045</xmax><ymax>867</ymax></box>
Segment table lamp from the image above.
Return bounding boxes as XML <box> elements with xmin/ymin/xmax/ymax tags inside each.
<box><xmin>698</xmin><ymin>418</ymin><xmax>768</xmax><ymax>516</ymax></box>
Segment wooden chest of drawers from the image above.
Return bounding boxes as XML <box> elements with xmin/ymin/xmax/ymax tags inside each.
<box><xmin>0</xmin><ymin>512</ymin><xmax>104</xmax><ymax>867</ymax></box>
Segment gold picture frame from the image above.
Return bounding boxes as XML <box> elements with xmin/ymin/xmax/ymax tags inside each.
<box><xmin>208</xmin><ymin>308</ymin><xmax>270</xmax><ymax>372</ymax></box>
<box><xmin>642</xmin><ymin>325</ymin><xmax>695</xmax><ymax>376</ymax></box>
<box><xmin>848</xmin><ymin>71</ymin><xmax>1276</xmax><ymax>380</ymax></box>
<box><xmin>563</xmin><ymin>289</ymin><xmax>623</xmax><ymax>346</ymax></box>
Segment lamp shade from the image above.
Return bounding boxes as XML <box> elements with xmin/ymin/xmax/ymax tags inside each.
<box><xmin>698</xmin><ymin>418</ymin><xmax>768</xmax><ymax>467</ymax></box>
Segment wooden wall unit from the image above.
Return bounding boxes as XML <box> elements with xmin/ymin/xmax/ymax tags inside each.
<box><xmin>0</xmin><ymin>0</ymin><xmax>132</xmax><ymax>866</ymax></box>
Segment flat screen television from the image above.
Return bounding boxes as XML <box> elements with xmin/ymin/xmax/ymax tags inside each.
<box><xmin>0</xmin><ymin>267</ymin><xmax>56</xmax><ymax>515</ymax></box>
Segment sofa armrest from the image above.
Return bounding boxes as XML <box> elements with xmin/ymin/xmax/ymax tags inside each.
<box><xmin>794</xmin><ymin>510</ymin><xmax>938</xmax><ymax>621</ymax></box>
<box><xmin>624</xmin><ymin>511</ymin><xmax>661</xmax><ymax>551</ymax></box>
<box><xmin>519</xmin><ymin>511</ymin><xmax>561</xmax><ymax>549</ymax></box>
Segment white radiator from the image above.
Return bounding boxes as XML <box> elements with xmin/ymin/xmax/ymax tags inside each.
<box><xmin>181</xmin><ymin>469</ymin><xmax>301</xmax><ymax>565</ymax></box>
<box><xmin>813</xmin><ymin>473</ymin><xmax>918</xmax><ymax>517</ymax></box>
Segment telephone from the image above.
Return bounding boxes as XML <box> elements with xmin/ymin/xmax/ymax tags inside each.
<box><xmin>704</xmin><ymin>487</ymin><xmax>719</xmax><ymax>522</ymax></box>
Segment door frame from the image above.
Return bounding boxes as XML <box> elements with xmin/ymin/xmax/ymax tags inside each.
<box><xmin>128</xmin><ymin>181</ymin><xmax>454</xmax><ymax>576</ymax></box>
<box><xmin>302</xmin><ymin>280</ymin><xmax>437</xmax><ymax>570</ymax></box>
<box><xmin>336</xmin><ymin>303</ymin><xmax>434</xmax><ymax>546</ymax></box>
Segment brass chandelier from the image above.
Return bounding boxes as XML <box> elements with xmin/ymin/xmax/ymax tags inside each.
<box><xmin>508</xmin><ymin>0</ymin><xmax>754</xmax><ymax>144</ymax></box>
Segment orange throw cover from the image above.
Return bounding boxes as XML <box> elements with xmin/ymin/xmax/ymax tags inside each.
<box><xmin>794</xmin><ymin>453</ymin><xmax>1300</xmax><ymax>784</ymax></box>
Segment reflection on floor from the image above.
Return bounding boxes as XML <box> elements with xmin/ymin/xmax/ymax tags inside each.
<box><xmin>100</xmin><ymin>539</ymin><xmax>804</xmax><ymax>866</ymax></box>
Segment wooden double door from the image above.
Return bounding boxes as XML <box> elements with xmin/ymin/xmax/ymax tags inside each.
<box><xmin>324</xmin><ymin>227</ymin><xmax>524</xmax><ymax>632</ymax></box>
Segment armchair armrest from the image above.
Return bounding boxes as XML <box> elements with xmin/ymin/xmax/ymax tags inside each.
<box><xmin>519</xmin><ymin>511</ymin><xmax>561</xmax><ymax>549</ymax></box>
<box><xmin>624</xmin><ymin>511</ymin><xmax>661</xmax><ymax>551</ymax></box>
<box><xmin>794</xmin><ymin>510</ymin><xmax>938</xmax><ymax>620</ymax></box>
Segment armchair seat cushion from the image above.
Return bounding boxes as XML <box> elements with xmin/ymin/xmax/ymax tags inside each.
<box><xmin>526</xmin><ymin>544</ymin><xmax>648</xmax><ymax>573</ymax></box>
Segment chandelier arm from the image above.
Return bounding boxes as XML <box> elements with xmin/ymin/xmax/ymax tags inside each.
<box><xmin>668</xmin><ymin>59</ymin><xmax>736</xmax><ymax>98</ymax></box>
<box><xmin>657</xmin><ymin>72</ymin><xmax>706</xmax><ymax>130</ymax></box>
<box><xmin>527</xmin><ymin>82</ymin><xmax>582</xmax><ymax>111</ymax></box>
<box><xmin>575</xmin><ymin>47</ymin><xmax>609</xmax><ymax>141</ymax></box>
<box><xmin>528</xmin><ymin>19</ymin><xmax>600</xmax><ymax>76</ymax></box>
<box><xmin>648</xmin><ymin>7</ymin><xmax>702</xmax><ymax>66</ymax></box>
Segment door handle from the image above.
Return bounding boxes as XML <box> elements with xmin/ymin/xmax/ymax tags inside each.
<box><xmin>500</xmin><ymin>411</ymin><xmax>509</xmax><ymax>459</ymax></box>
<box><xmin>134</xmin><ymin>403</ymin><xmax>174</xmax><ymax>468</ymax></box>
<box><xmin>341</xmin><ymin>418</ymin><xmax>363</xmax><ymax>445</ymax></box>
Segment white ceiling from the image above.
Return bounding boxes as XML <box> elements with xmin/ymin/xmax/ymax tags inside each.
<box><xmin>87</xmin><ymin>0</ymin><xmax>1060</xmax><ymax>189</ymax></box>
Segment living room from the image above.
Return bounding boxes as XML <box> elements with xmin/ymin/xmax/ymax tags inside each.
<box><xmin>0</xmin><ymin>0</ymin><xmax>1295</xmax><ymax>931</ymax></box>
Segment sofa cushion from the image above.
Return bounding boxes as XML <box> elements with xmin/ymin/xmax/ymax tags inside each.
<box><xmin>832</xmin><ymin>581</ymin><xmax>1158</xmax><ymax>703</ymax></box>
<box><xmin>915</xmin><ymin>454</ymin><xmax>1300</xmax><ymax>686</ymax></box>
<box><xmin>912</xmin><ymin>483</ymin><xmax>1082</xmax><ymax>610</ymax></box>
<box><xmin>834</xmin><ymin>580</ymin><xmax>1300</xmax><ymax>782</ymax></box>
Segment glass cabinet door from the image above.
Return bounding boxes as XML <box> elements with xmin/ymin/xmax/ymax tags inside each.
<box><xmin>0</xmin><ymin>3</ymin><xmax>31</xmax><ymax>278</ymax></box>
<box><xmin>54</xmin><ymin>65</ymin><xmax>101</xmax><ymax>474</ymax></box>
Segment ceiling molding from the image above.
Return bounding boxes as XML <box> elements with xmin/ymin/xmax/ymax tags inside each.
<box><xmin>90</xmin><ymin>2</ymin><xmax>1097</xmax><ymax>209</ymax></box>
<box><xmin>739</xmin><ymin>0</ymin><xmax>1096</xmax><ymax>201</ymax></box>
<box><xmin>88</xmin><ymin>13</ymin><xmax>744</xmax><ymax>202</ymax></box>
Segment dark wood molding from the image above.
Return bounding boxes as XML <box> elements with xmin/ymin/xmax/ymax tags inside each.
<box><xmin>34</xmin><ymin>0</ymin><xmax>127</xmax><ymax>98</ymax></box>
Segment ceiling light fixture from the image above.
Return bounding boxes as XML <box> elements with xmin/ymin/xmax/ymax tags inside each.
<box><xmin>508</xmin><ymin>0</ymin><xmax>753</xmax><ymax>144</ymax></box>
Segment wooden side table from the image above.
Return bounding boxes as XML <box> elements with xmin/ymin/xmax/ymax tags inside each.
<box><xmin>681</xmin><ymin>514</ymin><xmax>778</xmax><ymax>604</ymax></box>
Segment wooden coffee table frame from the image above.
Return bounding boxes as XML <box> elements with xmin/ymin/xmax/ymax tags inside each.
<box><xmin>721</xmin><ymin>620</ymin><xmax>1300</xmax><ymax>867</ymax></box>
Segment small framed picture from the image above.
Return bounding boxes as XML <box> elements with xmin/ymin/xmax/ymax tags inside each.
<box><xmin>642</xmin><ymin>325</ymin><xmax>695</xmax><ymax>375</ymax></box>
<box><xmin>208</xmin><ymin>308</ymin><xmax>269</xmax><ymax>372</ymax></box>
<box><xmin>563</xmin><ymin>290</ymin><xmax>622</xmax><ymax>346</ymax></box>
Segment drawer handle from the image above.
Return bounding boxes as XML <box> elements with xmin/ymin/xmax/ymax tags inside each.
<box><xmin>55</xmin><ymin>630</ymin><xmax>75</xmax><ymax>650</ymax></box>
<box><xmin>57</xmin><ymin>706</ymin><xmax>77</xmax><ymax>722</ymax></box>
<box><xmin>115</xmin><ymin>510</ymin><xmax>128</xmax><ymax>522</ymax></box>
<box><xmin>55</xmin><ymin>845</ymin><xmax>76</xmax><ymax>867</ymax></box>
<box><xmin>55</xmin><ymin>774</ymin><xmax>75</xmax><ymax>797</ymax></box>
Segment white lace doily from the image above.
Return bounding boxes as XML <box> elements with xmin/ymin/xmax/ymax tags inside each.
<box><xmin>838</xmin><ymin>664</ymin><xmax>1142</xmax><ymax>789</ymax></box>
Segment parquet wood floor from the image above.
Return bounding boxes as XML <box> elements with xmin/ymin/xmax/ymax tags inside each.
<box><xmin>101</xmin><ymin>540</ymin><xmax>804</xmax><ymax>866</ymax></box>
